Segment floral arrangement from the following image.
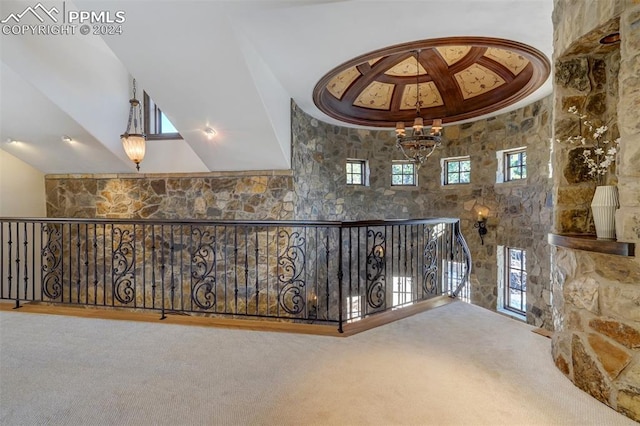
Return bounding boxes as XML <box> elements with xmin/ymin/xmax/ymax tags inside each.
<box><xmin>557</xmin><ymin>106</ymin><xmax>620</xmax><ymax>185</ymax></box>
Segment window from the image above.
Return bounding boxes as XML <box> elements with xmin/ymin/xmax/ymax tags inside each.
<box><xmin>392</xmin><ymin>276</ymin><xmax>413</xmax><ymax>308</ymax></box>
<box><xmin>496</xmin><ymin>147</ymin><xmax>527</xmax><ymax>183</ymax></box>
<box><xmin>346</xmin><ymin>295</ymin><xmax>361</xmax><ymax>322</ymax></box>
<box><xmin>346</xmin><ymin>159</ymin><xmax>367</xmax><ymax>185</ymax></box>
<box><xmin>443</xmin><ymin>157</ymin><xmax>471</xmax><ymax>185</ymax></box>
<box><xmin>445</xmin><ymin>260</ymin><xmax>470</xmax><ymax>303</ymax></box>
<box><xmin>505</xmin><ymin>149</ymin><xmax>527</xmax><ymax>181</ymax></box>
<box><xmin>499</xmin><ymin>247</ymin><xmax>526</xmax><ymax>315</ymax></box>
<box><xmin>391</xmin><ymin>161</ymin><xmax>417</xmax><ymax>186</ymax></box>
<box><xmin>144</xmin><ymin>92</ymin><xmax>182</xmax><ymax>140</ymax></box>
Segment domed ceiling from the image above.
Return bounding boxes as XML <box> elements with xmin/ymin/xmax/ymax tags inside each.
<box><xmin>313</xmin><ymin>37</ymin><xmax>550</xmax><ymax>127</ymax></box>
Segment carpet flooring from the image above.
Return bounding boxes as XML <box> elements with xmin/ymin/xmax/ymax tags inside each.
<box><xmin>0</xmin><ymin>301</ymin><xmax>635</xmax><ymax>425</ymax></box>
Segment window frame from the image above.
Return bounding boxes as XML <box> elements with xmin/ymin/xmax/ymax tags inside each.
<box><xmin>392</xmin><ymin>276</ymin><xmax>413</xmax><ymax>309</ymax></box>
<box><xmin>391</xmin><ymin>161</ymin><xmax>417</xmax><ymax>186</ymax></box>
<box><xmin>346</xmin><ymin>295</ymin><xmax>362</xmax><ymax>322</ymax></box>
<box><xmin>346</xmin><ymin>159</ymin><xmax>368</xmax><ymax>186</ymax></box>
<box><xmin>442</xmin><ymin>156</ymin><xmax>471</xmax><ymax>185</ymax></box>
<box><xmin>505</xmin><ymin>148</ymin><xmax>527</xmax><ymax>182</ymax></box>
<box><xmin>143</xmin><ymin>92</ymin><xmax>183</xmax><ymax>140</ymax></box>
<box><xmin>504</xmin><ymin>247</ymin><xmax>526</xmax><ymax>315</ymax></box>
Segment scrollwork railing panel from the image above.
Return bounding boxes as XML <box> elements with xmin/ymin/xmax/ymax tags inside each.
<box><xmin>112</xmin><ymin>226</ymin><xmax>135</xmax><ymax>305</ymax></box>
<box><xmin>366</xmin><ymin>229</ymin><xmax>385</xmax><ymax>310</ymax></box>
<box><xmin>42</xmin><ymin>224</ymin><xmax>62</xmax><ymax>300</ymax></box>
<box><xmin>191</xmin><ymin>226</ymin><xmax>217</xmax><ymax>310</ymax></box>
<box><xmin>277</xmin><ymin>229</ymin><xmax>306</xmax><ymax>316</ymax></box>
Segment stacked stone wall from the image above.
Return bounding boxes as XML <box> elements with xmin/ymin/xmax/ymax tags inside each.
<box><xmin>552</xmin><ymin>0</ymin><xmax>640</xmax><ymax>421</ymax></box>
<box><xmin>291</xmin><ymin>98</ymin><xmax>553</xmax><ymax>329</ymax></box>
<box><xmin>45</xmin><ymin>171</ymin><xmax>295</xmax><ymax>220</ymax></box>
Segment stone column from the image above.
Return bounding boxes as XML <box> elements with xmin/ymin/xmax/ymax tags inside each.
<box><xmin>616</xmin><ymin>4</ymin><xmax>640</xmax><ymax>243</ymax></box>
<box><xmin>551</xmin><ymin>1</ymin><xmax>640</xmax><ymax>422</ymax></box>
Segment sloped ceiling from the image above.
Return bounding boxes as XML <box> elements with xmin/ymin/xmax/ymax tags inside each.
<box><xmin>0</xmin><ymin>0</ymin><xmax>553</xmax><ymax>175</ymax></box>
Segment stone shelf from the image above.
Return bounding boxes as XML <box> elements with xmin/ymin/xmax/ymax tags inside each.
<box><xmin>548</xmin><ymin>234</ymin><xmax>635</xmax><ymax>257</ymax></box>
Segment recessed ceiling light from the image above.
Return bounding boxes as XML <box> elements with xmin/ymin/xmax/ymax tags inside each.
<box><xmin>204</xmin><ymin>127</ymin><xmax>217</xmax><ymax>138</ymax></box>
<box><xmin>61</xmin><ymin>135</ymin><xmax>73</xmax><ymax>143</ymax></box>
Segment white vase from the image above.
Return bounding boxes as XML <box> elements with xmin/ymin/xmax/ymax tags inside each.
<box><xmin>591</xmin><ymin>185</ymin><xmax>619</xmax><ymax>240</ymax></box>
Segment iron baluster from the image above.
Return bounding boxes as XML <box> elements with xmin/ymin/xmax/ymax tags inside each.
<box><xmin>151</xmin><ymin>226</ymin><xmax>157</xmax><ymax>310</ymax></box>
<box><xmin>160</xmin><ymin>225</ymin><xmax>166</xmax><ymax>320</ymax></box>
<box><xmin>93</xmin><ymin>224</ymin><xmax>98</xmax><ymax>305</ymax></box>
<box><xmin>244</xmin><ymin>227</ymin><xmax>249</xmax><ymax>315</ymax></box>
<box><xmin>23</xmin><ymin>223</ymin><xmax>29</xmax><ymax>304</ymax></box>
<box><xmin>325</xmin><ymin>230</ymin><xmax>330</xmax><ymax>319</ymax></box>
<box><xmin>76</xmin><ymin>223</ymin><xmax>81</xmax><ymax>304</ymax></box>
<box><xmin>170</xmin><ymin>225</ymin><xmax>175</xmax><ymax>311</ymax></box>
<box><xmin>234</xmin><ymin>226</ymin><xmax>238</xmax><ymax>314</ymax></box>
<box><xmin>254</xmin><ymin>229</ymin><xmax>259</xmax><ymax>316</ymax></box>
<box><xmin>337</xmin><ymin>226</ymin><xmax>343</xmax><ymax>333</ymax></box>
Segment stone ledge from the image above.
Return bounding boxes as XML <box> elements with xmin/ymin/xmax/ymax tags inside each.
<box><xmin>548</xmin><ymin>233</ymin><xmax>635</xmax><ymax>256</ymax></box>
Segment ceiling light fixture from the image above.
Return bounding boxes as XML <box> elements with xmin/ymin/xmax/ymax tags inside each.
<box><xmin>204</xmin><ymin>126</ymin><xmax>217</xmax><ymax>138</ymax></box>
<box><xmin>395</xmin><ymin>49</ymin><xmax>442</xmax><ymax>168</ymax></box>
<box><xmin>120</xmin><ymin>78</ymin><xmax>146</xmax><ymax>171</ymax></box>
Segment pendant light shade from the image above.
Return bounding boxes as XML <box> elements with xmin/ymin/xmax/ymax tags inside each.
<box><xmin>120</xmin><ymin>78</ymin><xmax>146</xmax><ymax>171</ymax></box>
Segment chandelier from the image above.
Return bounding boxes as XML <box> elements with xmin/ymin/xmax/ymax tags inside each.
<box><xmin>395</xmin><ymin>49</ymin><xmax>443</xmax><ymax>168</ymax></box>
<box><xmin>120</xmin><ymin>78</ymin><xmax>146</xmax><ymax>171</ymax></box>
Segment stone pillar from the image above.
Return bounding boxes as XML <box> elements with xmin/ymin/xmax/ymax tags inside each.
<box><xmin>551</xmin><ymin>1</ymin><xmax>640</xmax><ymax>422</ymax></box>
<box><xmin>616</xmin><ymin>4</ymin><xmax>640</xmax><ymax>243</ymax></box>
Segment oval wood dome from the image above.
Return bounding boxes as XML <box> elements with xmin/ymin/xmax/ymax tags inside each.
<box><xmin>313</xmin><ymin>37</ymin><xmax>550</xmax><ymax>127</ymax></box>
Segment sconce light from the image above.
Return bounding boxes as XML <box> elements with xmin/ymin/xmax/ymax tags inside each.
<box><xmin>308</xmin><ymin>293</ymin><xmax>318</xmax><ymax>321</ymax></box>
<box><xmin>473</xmin><ymin>205</ymin><xmax>489</xmax><ymax>245</ymax></box>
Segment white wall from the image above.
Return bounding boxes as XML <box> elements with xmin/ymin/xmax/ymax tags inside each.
<box><xmin>0</xmin><ymin>149</ymin><xmax>46</xmax><ymax>217</ymax></box>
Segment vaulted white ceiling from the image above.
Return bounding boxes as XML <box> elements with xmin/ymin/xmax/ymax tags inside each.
<box><xmin>0</xmin><ymin>0</ymin><xmax>553</xmax><ymax>174</ymax></box>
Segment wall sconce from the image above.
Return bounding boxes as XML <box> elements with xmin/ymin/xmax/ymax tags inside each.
<box><xmin>308</xmin><ymin>293</ymin><xmax>318</xmax><ymax>321</ymax></box>
<box><xmin>474</xmin><ymin>206</ymin><xmax>489</xmax><ymax>245</ymax></box>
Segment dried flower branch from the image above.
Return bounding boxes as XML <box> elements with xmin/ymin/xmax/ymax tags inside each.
<box><xmin>556</xmin><ymin>106</ymin><xmax>620</xmax><ymax>185</ymax></box>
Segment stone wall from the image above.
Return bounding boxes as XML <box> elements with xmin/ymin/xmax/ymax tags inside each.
<box><xmin>291</xmin><ymin>98</ymin><xmax>553</xmax><ymax>329</ymax></box>
<box><xmin>551</xmin><ymin>0</ymin><xmax>640</xmax><ymax>421</ymax></box>
<box><xmin>45</xmin><ymin>171</ymin><xmax>295</xmax><ymax>220</ymax></box>
<box><xmin>45</xmin><ymin>96</ymin><xmax>554</xmax><ymax>329</ymax></box>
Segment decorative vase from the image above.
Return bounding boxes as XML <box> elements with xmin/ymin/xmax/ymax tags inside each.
<box><xmin>591</xmin><ymin>185</ymin><xmax>619</xmax><ymax>240</ymax></box>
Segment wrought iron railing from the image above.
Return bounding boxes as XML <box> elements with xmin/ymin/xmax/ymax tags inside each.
<box><xmin>0</xmin><ymin>217</ymin><xmax>471</xmax><ymax>332</ymax></box>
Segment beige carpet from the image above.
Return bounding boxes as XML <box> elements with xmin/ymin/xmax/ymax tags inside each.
<box><xmin>0</xmin><ymin>301</ymin><xmax>634</xmax><ymax>426</ymax></box>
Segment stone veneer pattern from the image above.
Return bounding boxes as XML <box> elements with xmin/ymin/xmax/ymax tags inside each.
<box><xmin>45</xmin><ymin>97</ymin><xmax>554</xmax><ymax>330</ymax></box>
<box><xmin>290</xmin><ymin>98</ymin><xmax>553</xmax><ymax>329</ymax></box>
<box><xmin>46</xmin><ymin>171</ymin><xmax>295</xmax><ymax>220</ymax></box>
<box><xmin>551</xmin><ymin>0</ymin><xmax>640</xmax><ymax>421</ymax></box>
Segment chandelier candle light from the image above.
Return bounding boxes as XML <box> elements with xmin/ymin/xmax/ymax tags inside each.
<box><xmin>395</xmin><ymin>49</ymin><xmax>443</xmax><ymax>168</ymax></box>
<box><xmin>121</xmin><ymin>78</ymin><xmax>146</xmax><ymax>171</ymax></box>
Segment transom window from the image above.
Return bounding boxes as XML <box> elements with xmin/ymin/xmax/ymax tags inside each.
<box><xmin>346</xmin><ymin>159</ymin><xmax>367</xmax><ymax>185</ymax></box>
<box><xmin>505</xmin><ymin>247</ymin><xmax>526</xmax><ymax>314</ymax></box>
<box><xmin>443</xmin><ymin>157</ymin><xmax>471</xmax><ymax>185</ymax></box>
<box><xmin>505</xmin><ymin>149</ymin><xmax>527</xmax><ymax>181</ymax></box>
<box><xmin>144</xmin><ymin>92</ymin><xmax>182</xmax><ymax>140</ymax></box>
<box><xmin>391</xmin><ymin>161</ymin><xmax>417</xmax><ymax>186</ymax></box>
